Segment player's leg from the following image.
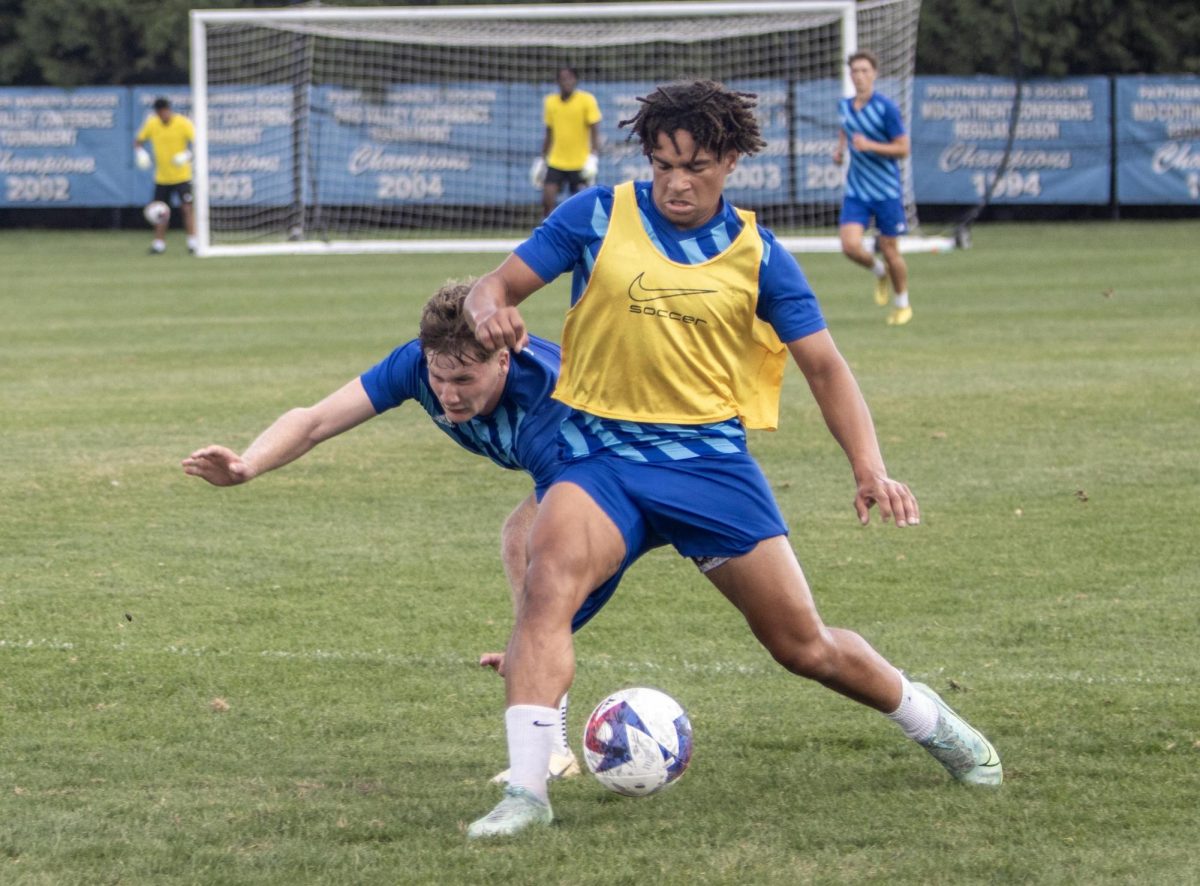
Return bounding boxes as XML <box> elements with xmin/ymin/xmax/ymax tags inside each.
<box><xmin>469</xmin><ymin>475</ymin><xmax>631</xmax><ymax>838</ymax></box>
<box><xmin>876</xmin><ymin>199</ymin><xmax>912</xmax><ymax>325</ymax></box>
<box><xmin>541</xmin><ymin>167</ymin><xmax>569</xmax><ymax>218</ymax></box>
<box><xmin>706</xmin><ymin>536</ymin><xmax>902</xmax><ymax>709</ymax></box>
<box><xmin>488</xmin><ymin>493</ymin><xmax>579</xmax><ymax>784</ymax></box>
<box><xmin>839</xmin><ymin>196</ymin><xmax>889</xmax><ymax>304</ymax></box>
<box><xmin>707</xmin><ymin>539</ymin><xmax>1000</xmax><ymax>785</ymax></box>
<box><xmin>179</xmin><ymin>183</ymin><xmax>197</xmax><ymax>254</ymax></box>
<box><xmin>638</xmin><ymin>453</ymin><xmax>1000</xmax><ymax>786</ymax></box>
<box><xmin>150</xmin><ymin>185</ymin><xmax>170</xmax><ymax>254</ymax></box>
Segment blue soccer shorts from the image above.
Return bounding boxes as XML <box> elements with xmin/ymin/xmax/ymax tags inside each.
<box><xmin>840</xmin><ymin>194</ymin><xmax>908</xmax><ymax>237</ymax></box>
<box><xmin>557</xmin><ymin>450</ymin><xmax>789</xmax><ymax>573</ymax></box>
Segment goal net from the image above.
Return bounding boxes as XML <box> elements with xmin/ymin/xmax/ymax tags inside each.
<box><xmin>190</xmin><ymin>0</ymin><xmax>932</xmax><ymax>257</ymax></box>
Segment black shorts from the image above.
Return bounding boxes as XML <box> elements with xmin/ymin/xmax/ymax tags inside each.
<box><xmin>544</xmin><ymin>166</ymin><xmax>586</xmax><ymax>194</ymax></box>
<box><xmin>154</xmin><ymin>181</ymin><xmax>193</xmax><ymax>206</ymax></box>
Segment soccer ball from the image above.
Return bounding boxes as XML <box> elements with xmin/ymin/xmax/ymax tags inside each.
<box><xmin>582</xmin><ymin>687</ymin><xmax>692</xmax><ymax>796</ymax></box>
<box><xmin>143</xmin><ymin>201</ymin><xmax>170</xmax><ymax>226</ymax></box>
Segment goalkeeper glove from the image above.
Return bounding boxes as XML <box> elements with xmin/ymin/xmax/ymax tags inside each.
<box><xmin>581</xmin><ymin>152</ymin><xmax>599</xmax><ymax>185</ymax></box>
<box><xmin>172</xmin><ymin>150</ymin><xmax>193</xmax><ymax>167</ymax></box>
<box><xmin>135</xmin><ymin>146</ymin><xmax>152</xmax><ymax>170</ymax></box>
<box><xmin>529</xmin><ymin>156</ymin><xmax>547</xmax><ymax>189</ymax></box>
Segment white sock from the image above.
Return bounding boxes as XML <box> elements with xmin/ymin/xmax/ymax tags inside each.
<box><xmin>151</xmin><ymin>239</ymin><xmax>166</xmax><ymax>253</ymax></box>
<box><xmin>186</xmin><ymin>236</ymin><xmax>198</xmax><ymax>250</ymax></box>
<box><xmin>872</xmin><ymin>257</ymin><xmax>887</xmax><ymax>278</ymax></box>
<box><xmin>555</xmin><ymin>692</ymin><xmax>571</xmax><ymax>756</ymax></box>
<box><xmin>892</xmin><ymin>291</ymin><xmax>910</xmax><ymax>309</ymax></box>
<box><xmin>885</xmin><ymin>674</ymin><xmax>939</xmax><ymax>742</ymax></box>
<box><xmin>504</xmin><ymin>704</ymin><xmax>557</xmax><ymax>803</ymax></box>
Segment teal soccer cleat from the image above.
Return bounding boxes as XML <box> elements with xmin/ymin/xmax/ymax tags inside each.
<box><xmin>467</xmin><ymin>786</ymin><xmax>553</xmax><ymax>839</ymax></box>
<box><xmin>913</xmin><ymin>682</ymin><xmax>1003</xmax><ymax>786</ymax></box>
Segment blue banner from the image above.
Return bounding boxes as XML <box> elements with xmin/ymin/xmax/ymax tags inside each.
<box><xmin>132</xmin><ymin>86</ymin><xmax>297</xmax><ymax>209</ymax></box>
<box><xmin>0</xmin><ymin>87</ymin><xmax>132</xmax><ymax>207</ymax></box>
<box><xmin>311</xmin><ymin>82</ymin><xmax>531</xmax><ymax>207</ymax></box>
<box><xmin>912</xmin><ymin>76</ymin><xmax>1111</xmax><ymax>204</ymax></box>
<box><xmin>1115</xmin><ymin>76</ymin><xmax>1200</xmax><ymax>205</ymax></box>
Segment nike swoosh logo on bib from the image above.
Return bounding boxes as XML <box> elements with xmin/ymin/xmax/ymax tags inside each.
<box><xmin>627</xmin><ymin>271</ymin><xmax>718</xmax><ymax>302</ymax></box>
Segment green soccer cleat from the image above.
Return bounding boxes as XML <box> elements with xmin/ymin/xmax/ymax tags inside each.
<box><xmin>886</xmin><ymin>306</ymin><xmax>913</xmax><ymax>326</ymax></box>
<box><xmin>467</xmin><ymin>786</ymin><xmax>553</xmax><ymax>839</ymax></box>
<box><xmin>913</xmin><ymin>682</ymin><xmax>1003</xmax><ymax>786</ymax></box>
<box><xmin>874</xmin><ymin>272</ymin><xmax>891</xmax><ymax>306</ymax></box>
<box><xmin>490</xmin><ymin>749</ymin><xmax>581</xmax><ymax>785</ymax></box>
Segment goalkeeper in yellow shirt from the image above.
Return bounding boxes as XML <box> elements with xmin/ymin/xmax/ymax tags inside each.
<box><xmin>134</xmin><ymin>97</ymin><xmax>197</xmax><ymax>255</ymax></box>
<box><xmin>537</xmin><ymin>67</ymin><xmax>602</xmax><ymax>218</ymax></box>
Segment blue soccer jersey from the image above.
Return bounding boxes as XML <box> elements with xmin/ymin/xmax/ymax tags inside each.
<box><xmin>359</xmin><ymin>334</ymin><xmax>567</xmax><ymax>497</ymax></box>
<box><xmin>514</xmin><ymin>182</ymin><xmax>826</xmax><ymax>462</ymax></box>
<box><xmin>839</xmin><ymin>92</ymin><xmax>906</xmax><ymax>201</ymax></box>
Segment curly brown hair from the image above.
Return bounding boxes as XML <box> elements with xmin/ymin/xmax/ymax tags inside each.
<box><xmin>418</xmin><ymin>279</ymin><xmax>498</xmax><ymax>364</ymax></box>
<box><xmin>618</xmin><ymin>80</ymin><xmax>766</xmax><ymax>159</ymax></box>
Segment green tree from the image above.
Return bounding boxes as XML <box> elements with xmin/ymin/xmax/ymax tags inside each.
<box><xmin>918</xmin><ymin>0</ymin><xmax>1200</xmax><ymax>75</ymax></box>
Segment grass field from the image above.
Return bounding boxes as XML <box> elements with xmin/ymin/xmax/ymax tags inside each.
<box><xmin>2</xmin><ymin>221</ymin><xmax>1198</xmax><ymax>885</ymax></box>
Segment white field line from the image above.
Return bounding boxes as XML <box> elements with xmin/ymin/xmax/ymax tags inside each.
<box><xmin>0</xmin><ymin>637</ymin><xmax>1191</xmax><ymax>685</ymax></box>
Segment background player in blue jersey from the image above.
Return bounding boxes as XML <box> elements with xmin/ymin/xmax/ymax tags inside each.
<box><xmin>465</xmin><ymin>80</ymin><xmax>1001</xmax><ymax>839</ymax></box>
<box><xmin>834</xmin><ymin>50</ymin><xmax>914</xmax><ymax>326</ymax></box>
<box><xmin>181</xmin><ymin>280</ymin><xmax>653</xmax><ymax>783</ymax></box>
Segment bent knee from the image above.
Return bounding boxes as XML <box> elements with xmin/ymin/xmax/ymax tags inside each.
<box><xmin>767</xmin><ymin>632</ymin><xmax>837</xmax><ymax>681</ymax></box>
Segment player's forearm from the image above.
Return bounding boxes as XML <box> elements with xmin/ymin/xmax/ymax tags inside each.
<box><xmin>803</xmin><ymin>359</ymin><xmax>888</xmax><ymax>482</ymax></box>
<box><xmin>237</xmin><ymin>407</ymin><xmax>329</xmax><ymax>478</ymax></box>
<box><xmin>865</xmin><ymin>138</ymin><xmax>910</xmax><ymax>159</ymax></box>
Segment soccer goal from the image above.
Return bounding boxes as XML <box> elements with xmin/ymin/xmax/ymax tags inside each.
<box><xmin>190</xmin><ymin>0</ymin><xmax>940</xmax><ymax>257</ymax></box>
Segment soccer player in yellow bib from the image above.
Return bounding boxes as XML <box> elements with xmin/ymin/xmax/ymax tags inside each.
<box><xmin>464</xmin><ymin>80</ymin><xmax>1002</xmax><ymax>839</ymax></box>
<box><xmin>134</xmin><ymin>97</ymin><xmax>197</xmax><ymax>254</ymax></box>
<box><xmin>539</xmin><ymin>66</ymin><xmax>601</xmax><ymax>218</ymax></box>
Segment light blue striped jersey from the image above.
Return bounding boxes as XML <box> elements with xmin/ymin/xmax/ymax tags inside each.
<box><xmin>359</xmin><ymin>334</ymin><xmax>567</xmax><ymax>496</ymax></box>
<box><xmin>839</xmin><ymin>92</ymin><xmax>905</xmax><ymax>201</ymax></box>
<box><xmin>514</xmin><ymin>181</ymin><xmax>826</xmax><ymax>463</ymax></box>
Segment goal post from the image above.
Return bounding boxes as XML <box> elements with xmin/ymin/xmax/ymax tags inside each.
<box><xmin>190</xmin><ymin>0</ymin><xmax>941</xmax><ymax>257</ymax></box>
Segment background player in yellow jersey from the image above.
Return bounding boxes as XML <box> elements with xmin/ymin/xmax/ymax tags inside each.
<box><xmin>464</xmin><ymin>80</ymin><xmax>1002</xmax><ymax>838</ymax></box>
<box><xmin>134</xmin><ymin>97</ymin><xmax>197</xmax><ymax>254</ymax></box>
<box><xmin>537</xmin><ymin>66</ymin><xmax>602</xmax><ymax>218</ymax></box>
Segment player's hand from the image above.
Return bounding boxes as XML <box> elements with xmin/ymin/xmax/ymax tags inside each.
<box><xmin>581</xmin><ymin>152</ymin><xmax>599</xmax><ymax>184</ymax></box>
<box><xmin>472</xmin><ymin>305</ymin><xmax>529</xmax><ymax>353</ymax></box>
<box><xmin>832</xmin><ymin>146</ymin><xmax>843</xmax><ymax>165</ymax></box>
<box><xmin>135</xmin><ymin>146</ymin><xmax>152</xmax><ymax>170</ymax></box>
<box><xmin>854</xmin><ymin>472</ymin><xmax>920</xmax><ymax>527</ymax></box>
<box><xmin>172</xmin><ymin>150</ymin><xmax>192</xmax><ymax>166</ymax></box>
<box><xmin>181</xmin><ymin>445</ymin><xmax>255</xmax><ymax>487</ymax></box>
<box><xmin>479</xmin><ymin>651</ymin><xmax>506</xmax><ymax>676</ymax></box>
<box><xmin>852</xmin><ymin>133</ymin><xmax>873</xmax><ymax>152</ymax></box>
<box><xmin>529</xmin><ymin>156</ymin><xmax>547</xmax><ymax>189</ymax></box>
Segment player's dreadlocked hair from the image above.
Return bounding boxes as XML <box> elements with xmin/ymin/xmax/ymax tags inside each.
<box><xmin>619</xmin><ymin>80</ymin><xmax>767</xmax><ymax>158</ymax></box>
<box><xmin>418</xmin><ymin>278</ymin><xmax>499</xmax><ymax>365</ymax></box>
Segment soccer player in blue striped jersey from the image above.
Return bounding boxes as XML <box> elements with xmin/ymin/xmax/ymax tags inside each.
<box><xmin>181</xmin><ymin>280</ymin><xmax>658</xmax><ymax>783</ymax></box>
<box><xmin>834</xmin><ymin>50</ymin><xmax>914</xmax><ymax>325</ymax></box>
<box><xmin>465</xmin><ymin>80</ymin><xmax>1001</xmax><ymax>839</ymax></box>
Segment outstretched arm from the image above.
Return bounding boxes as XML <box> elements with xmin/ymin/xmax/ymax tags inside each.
<box><xmin>464</xmin><ymin>253</ymin><xmax>546</xmax><ymax>352</ymax></box>
<box><xmin>787</xmin><ymin>330</ymin><xmax>920</xmax><ymax>527</ymax></box>
<box><xmin>181</xmin><ymin>378</ymin><xmax>377</xmax><ymax>486</ymax></box>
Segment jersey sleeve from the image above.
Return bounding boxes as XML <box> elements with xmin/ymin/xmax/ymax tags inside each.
<box><xmin>136</xmin><ymin>116</ymin><xmax>153</xmax><ymax>142</ymax></box>
<box><xmin>514</xmin><ymin>186</ymin><xmax>611</xmax><ymax>283</ymax></box>
<box><xmin>756</xmin><ymin>229</ymin><xmax>827</xmax><ymax>342</ymax></box>
<box><xmin>358</xmin><ymin>339</ymin><xmax>424</xmax><ymax>414</ymax></box>
<box><xmin>584</xmin><ymin>92</ymin><xmax>602</xmax><ymax>125</ymax></box>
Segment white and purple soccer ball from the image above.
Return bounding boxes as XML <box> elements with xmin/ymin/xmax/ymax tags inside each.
<box><xmin>582</xmin><ymin>687</ymin><xmax>693</xmax><ymax>797</ymax></box>
<box><xmin>143</xmin><ymin>200</ymin><xmax>170</xmax><ymax>226</ymax></box>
